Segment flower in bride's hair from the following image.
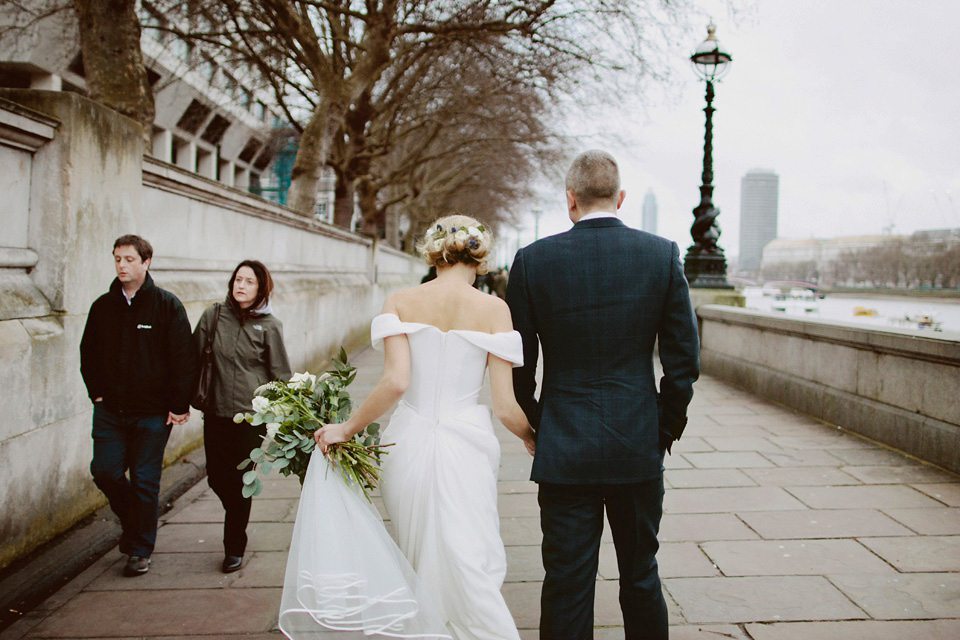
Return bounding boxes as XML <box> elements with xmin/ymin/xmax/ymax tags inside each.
<box><xmin>454</xmin><ymin>229</ymin><xmax>468</xmax><ymax>242</ymax></box>
<box><xmin>468</xmin><ymin>238</ymin><xmax>480</xmax><ymax>250</ymax></box>
<box><xmin>467</xmin><ymin>226</ymin><xmax>482</xmax><ymax>238</ymax></box>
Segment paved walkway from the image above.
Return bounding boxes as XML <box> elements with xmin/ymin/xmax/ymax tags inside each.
<box><xmin>5</xmin><ymin>347</ymin><xmax>960</xmax><ymax>639</ymax></box>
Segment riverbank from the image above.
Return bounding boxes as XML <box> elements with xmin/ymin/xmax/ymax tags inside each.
<box><xmin>825</xmin><ymin>288</ymin><xmax>960</xmax><ymax>300</ymax></box>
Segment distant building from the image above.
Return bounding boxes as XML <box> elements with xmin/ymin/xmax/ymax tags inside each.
<box><xmin>642</xmin><ymin>189</ymin><xmax>657</xmax><ymax>234</ymax></box>
<box><xmin>738</xmin><ymin>169</ymin><xmax>780</xmax><ymax>273</ymax></box>
<box><xmin>0</xmin><ymin>3</ymin><xmax>278</xmax><ymax>195</ymax></box>
<box><xmin>761</xmin><ymin>229</ymin><xmax>960</xmax><ymax>287</ymax></box>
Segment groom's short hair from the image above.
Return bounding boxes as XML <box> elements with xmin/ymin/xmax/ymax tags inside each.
<box><xmin>565</xmin><ymin>150</ymin><xmax>621</xmax><ymax>207</ymax></box>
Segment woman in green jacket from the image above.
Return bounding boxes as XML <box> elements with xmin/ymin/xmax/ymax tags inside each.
<box><xmin>193</xmin><ymin>260</ymin><xmax>292</xmax><ymax>573</ymax></box>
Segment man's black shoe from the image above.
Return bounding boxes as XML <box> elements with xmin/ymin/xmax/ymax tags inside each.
<box><xmin>123</xmin><ymin>555</ymin><xmax>150</xmax><ymax>576</ymax></box>
<box><xmin>222</xmin><ymin>555</ymin><xmax>243</xmax><ymax>573</ymax></box>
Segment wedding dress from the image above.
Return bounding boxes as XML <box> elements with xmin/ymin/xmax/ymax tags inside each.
<box><xmin>278</xmin><ymin>313</ymin><xmax>523</xmax><ymax>640</ymax></box>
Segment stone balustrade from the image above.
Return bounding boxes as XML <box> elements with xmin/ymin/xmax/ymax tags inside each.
<box><xmin>697</xmin><ymin>305</ymin><xmax>960</xmax><ymax>474</ymax></box>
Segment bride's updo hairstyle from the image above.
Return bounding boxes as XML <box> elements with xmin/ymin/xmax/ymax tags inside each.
<box><xmin>417</xmin><ymin>213</ymin><xmax>493</xmax><ymax>275</ymax></box>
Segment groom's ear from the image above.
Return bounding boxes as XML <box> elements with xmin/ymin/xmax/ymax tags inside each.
<box><xmin>616</xmin><ymin>190</ymin><xmax>626</xmax><ymax>210</ymax></box>
<box><xmin>566</xmin><ymin>189</ymin><xmax>577</xmax><ymax>214</ymax></box>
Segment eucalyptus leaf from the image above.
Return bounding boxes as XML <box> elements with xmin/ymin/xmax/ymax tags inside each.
<box><xmin>260</xmin><ymin>460</ymin><xmax>273</xmax><ymax>474</ymax></box>
<box><xmin>243</xmin><ymin>470</ymin><xmax>258</xmax><ymax>484</ymax></box>
<box><xmin>236</xmin><ymin>458</ymin><xmax>252</xmax><ymax>470</ymax></box>
<box><xmin>285</xmin><ymin>448</ymin><xmax>297</xmax><ymax>459</ymax></box>
<box><xmin>274</xmin><ymin>457</ymin><xmax>290</xmax><ymax>469</ymax></box>
<box><xmin>251</xmin><ymin>413</ymin><xmax>264</xmax><ymax>426</ymax></box>
<box><xmin>241</xmin><ymin>483</ymin><xmax>257</xmax><ymax>498</ymax></box>
<box><xmin>250</xmin><ymin>448</ymin><xmax>264</xmax><ymax>462</ymax></box>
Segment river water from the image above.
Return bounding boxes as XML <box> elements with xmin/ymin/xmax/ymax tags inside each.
<box><xmin>741</xmin><ymin>289</ymin><xmax>960</xmax><ymax>336</ymax></box>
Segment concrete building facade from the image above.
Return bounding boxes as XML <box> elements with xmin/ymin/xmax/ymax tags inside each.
<box><xmin>738</xmin><ymin>169</ymin><xmax>779</xmax><ymax>273</ymax></box>
<box><xmin>0</xmin><ymin>1</ymin><xmax>277</xmax><ymax>193</ymax></box>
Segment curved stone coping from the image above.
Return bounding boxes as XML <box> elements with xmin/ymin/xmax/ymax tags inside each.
<box><xmin>697</xmin><ymin>304</ymin><xmax>960</xmax><ymax>366</ymax></box>
<box><xmin>0</xmin><ymin>247</ymin><xmax>39</xmax><ymax>269</ymax></box>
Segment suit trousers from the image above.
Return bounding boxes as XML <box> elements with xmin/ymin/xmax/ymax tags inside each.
<box><xmin>90</xmin><ymin>405</ymin><xmax>171</xmax><ymax>558</ymax></box>
<box><xmin>203</xmin><ymin>414</ymin><xmax>266</xmax><ymax>556</ymax></box>
<box><xmin>539</xmin><ymin>475</ymin><xmax>667</xmax><ymax>640</ymax></box>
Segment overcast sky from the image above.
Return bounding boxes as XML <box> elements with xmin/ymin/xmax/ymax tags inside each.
<box><xmin>507</xmin><ymin>0</ymin><xmax>960</xmax><ymax>261</ymax></box>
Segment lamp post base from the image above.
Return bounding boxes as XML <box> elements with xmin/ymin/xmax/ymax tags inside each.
<box><xmin>684</xmin><ymin>252</ymin><xmax>734</xmax><ymax>289</ymax></box>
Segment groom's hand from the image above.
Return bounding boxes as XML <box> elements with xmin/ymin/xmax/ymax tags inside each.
<box><xmin>659</xmin><ymin>431</ymin><xmax>674</xmax><ymax>455</ymax></box>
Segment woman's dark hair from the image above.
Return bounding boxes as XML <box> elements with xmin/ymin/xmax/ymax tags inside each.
<box><xmin>227</xmin><ymin>260</ymin><xmax>274</xmax><ymax>319</ymax></box>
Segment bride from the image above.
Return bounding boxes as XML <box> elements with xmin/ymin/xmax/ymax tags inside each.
<box><xmin>278</xmin><ymin>214</ymin><xmax>537</xmax><ymax>640</ymax></box>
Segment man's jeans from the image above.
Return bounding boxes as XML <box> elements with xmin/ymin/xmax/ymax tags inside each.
<box><xmin>90</xmin><ymin>405</ymin><xmax>171</xmax><ymax>558</ymax></box>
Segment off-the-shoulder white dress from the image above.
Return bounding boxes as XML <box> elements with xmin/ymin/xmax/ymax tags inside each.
<box><xmin>279</xmin><ymin>313</ymin><xmax>523</xmax><ymax>640</ymax></box>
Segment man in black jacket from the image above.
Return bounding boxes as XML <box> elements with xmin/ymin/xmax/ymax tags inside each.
<box><xmin>80</xmin><ymin>235</ymin><xmax>198</xmax><ymax>576</ymax></box>
<box><xmin>507</xmin><ymin>151</ymin><xmax>700</xmax><ymax>639</ymax></box>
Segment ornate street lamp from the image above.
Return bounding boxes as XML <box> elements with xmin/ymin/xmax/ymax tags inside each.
<box><xmin>685</xmin><ymin>22</ymin><xmax>734</xmax><ymax>289</ymax></box>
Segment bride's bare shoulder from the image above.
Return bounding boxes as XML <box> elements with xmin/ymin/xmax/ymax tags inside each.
<box><xmin>471</xmin><ymin>291</ymin><xmax>513</xmax><ymax>332</ymax></box>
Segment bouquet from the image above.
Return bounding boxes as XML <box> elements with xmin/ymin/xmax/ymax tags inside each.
<box><xmin>234</xmin><ymin>348</ymin><xmax>392</xmax><ymax>501</ymax></box>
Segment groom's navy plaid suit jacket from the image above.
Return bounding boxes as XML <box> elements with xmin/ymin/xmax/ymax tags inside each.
<box><xmin>506</xmin><ymin>216</ymin><xmax>700</xmax><ymax>484</ymax></box>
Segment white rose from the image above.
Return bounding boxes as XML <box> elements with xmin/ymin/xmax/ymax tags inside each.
<box><xmin>289</xmin><ymin>372</ymin><xmax>317</xmax><ymax>389</ymax></box>
<box><xmin>265</xmin><ymin>422</ymin><xmax>280</xmax><ymax>440</ymax></box>
<box><xmin>467</xmin><ymin>226</ymin><xmax>482</xmax><ymax>238</ymax></box>
<box><xmin>252</xmin><ymin>396</ymin><xmax>271</xmax><ymax>414</ymax></box>
<box><xmin>454</xmin><ymin>230</ymin><xmax>468</xmax><ymax>242</ymax></box>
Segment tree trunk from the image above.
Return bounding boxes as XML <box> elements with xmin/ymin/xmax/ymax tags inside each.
<box><xmin>333</xmin><ymin>167</ymin><xmax>356</xmax><ymax>229</ymax></box>
<box><xmin>385</xmin><ymin>207</ymin><xmax>401</xmax><ymax>249</ymax></box>
<box><xmin>287</xmin><ymin>97</ymin><xmax>347</xmax><ymax>217</ymax></box>
<box><xmin>72</xmin><ymin>0</ymin><xmax>154</xmax><ymax>147</ymax></box>
<box><xmin>357</xmin><ymin>177</ymin><xmax>381</xmax><ymax>237</ymax></box>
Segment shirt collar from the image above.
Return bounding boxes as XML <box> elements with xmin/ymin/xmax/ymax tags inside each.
<box><xmin>577</xmin><ymin>211</ymin><xmax>619</xmax><ymax>222</ymax></box>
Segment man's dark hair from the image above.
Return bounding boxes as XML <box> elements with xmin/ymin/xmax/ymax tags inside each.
<box><xmin>113</xmin><ymin>235</ymin><xmax>153</xmax><ymax>262</ymax></box>
<box><xmin>227</xmin><ymin>259</ymin><xmax>275</xmax><ymax>319</ymax></box>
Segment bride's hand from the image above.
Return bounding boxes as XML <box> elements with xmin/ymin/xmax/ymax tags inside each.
<box><xmin>315</xmin><ymin>423</ymin><xmax>350</xmax><ymax>454</ymax></box>
<box><xmin>522</xmin><ymin>429</ymin><xmax>536</xmax><ymax>457</ymax></box>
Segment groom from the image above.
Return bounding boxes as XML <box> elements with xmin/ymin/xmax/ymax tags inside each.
<box><xmin>507</xmin><ymin>150</ymin><xmax>700</xmax><ymax>639</ymax></box>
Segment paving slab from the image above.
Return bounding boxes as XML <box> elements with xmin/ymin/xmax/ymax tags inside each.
<box><xmin>769</xmin><ymin>434</ymin><xmax>874</xmax><ymax>450</ymax></box>
<box><xmin>152</xmin><ymin>522</ymin><xmax>294</xmax><ymax>554</ymax></box>
<box><xmin>504</xmin><ymin>545</ymin><xmax>544</xmax><ymax>582</ymax></box>
<box><xmin>842</xmin><ymin>464</ymin><xmax>959</xmax><ymax>484</ymax></box>
<box><xmin>736</xmin><ymin>509</ymin><xmax>915</xmax><ymax>539</ymax></box>
<box><xmin>24</xmin><ymin>588</ymin><xmax>281</xmax><ymax>637</ymax></box>
<box><xmin>665</xmin><ymin>469</ymin><xmax>757</xmax><ymax>489</ymax></box>
<box><xmin>828</xmin><ymin>573</ymin><xmax>960</xmax><ymax>619</ymax></box>
<box><xmin>785</xmin><ymin>485</ymin><xmax>944</xmax><ymax>509</ymax></box>
<box><xmin>670</xmin><ymin>436</ymin><xmax>715</xmax><ymax>453</ymax></box>
<box><xmin>741</xmin><ymin>467</ymin><xmax>861</xmax><ymax>487</ymax></box>
<box><xmin>881</xmin><ymin>507</ymin><xmax>960</xmax><ymax>535</ymax></box>
<box><xmin>829</xmin><ymin>447</ymin><xmax>921</xmax><ymax>466</ymax></box>
<box><xmin>659</xmin><ymin>514</ymin><xmax>760</xmax><ymax>542</ymax></box>
<box><xmin>701</xmin><ymin>436</ymin><xmax>786</xmax><ymax>453</ymax></box>
<box><xmin>761</xmin><ymin>449</ymin><xmax>845</xmax><ymax>467</ymax></box>
<box><xmin>857</xmin><ymin>536</ymin><xmax>960</xmax><ymax>572</ymax></box>
<box><xmin>500</xmin><ymin>516</ymin><xmax>542</xmax><ymax>547</ymax></box>
<box><xmin>683</xmin><ymin>452</ymin><xmax>776</xmax><ymax>469</ymax></box>
<box><xmin>911</xmin><ymin>482</ymin><xmax>960</xmax><ymax>506</ymax></box>
<box><xmin>701</xmin><ymin>539</ymin><xmax>895</xmax><ymax>576</ymax></box>
<box><xmin>664</xmin><ymin>487</ymin><xmax>808</xmax><ymax>514</ymax></box>
<box><xmin>746</xmin><ymin>619</ymin><xmax>960</xmax><ymax>640</ymax></box>
<box><xmin>665</xmin><ymin>576</ymin><xmax>868</xmax><ymax>623</ymax></box>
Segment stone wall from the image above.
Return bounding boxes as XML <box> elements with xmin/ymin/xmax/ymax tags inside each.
<box><xmin>697</xmin><ymin>305</ymin><xmax>960</xmax><ymax>473</ymax></box>
<box><xmin>0</xmin><ymin>91</ymin><xmax>423</xmax><ymax>570</ymax></box>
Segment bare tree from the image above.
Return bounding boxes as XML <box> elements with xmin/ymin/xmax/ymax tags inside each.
<box><xmin>161</xmin><ymin>0</ymin><xmax>690</xmax><ymax>223</ymax></box>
